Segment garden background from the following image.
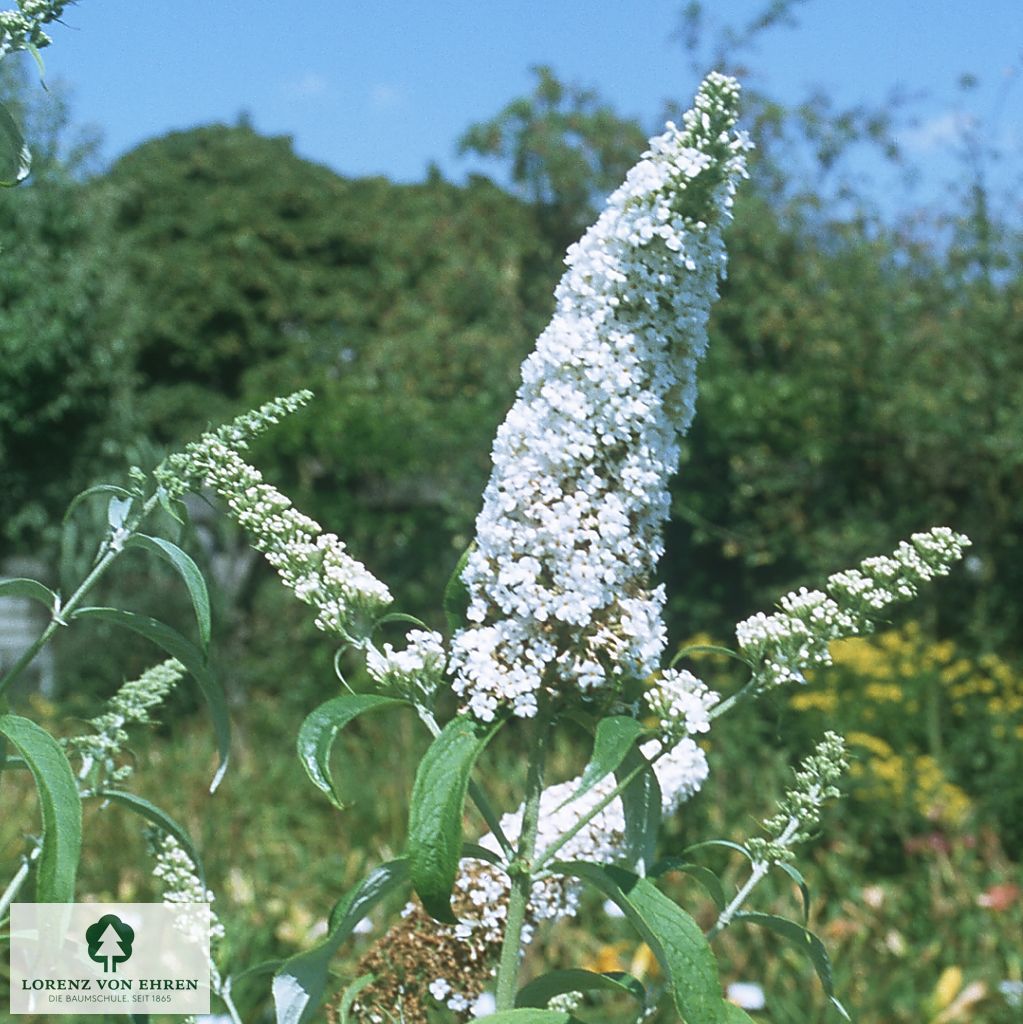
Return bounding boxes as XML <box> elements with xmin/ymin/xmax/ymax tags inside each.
<box><xmin>1</xmin><ymin>2</ymin><xmax>1021</xmax><ymax>1021</ymax></box>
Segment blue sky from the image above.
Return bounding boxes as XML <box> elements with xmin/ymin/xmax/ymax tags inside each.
<box><xmin>33</xmin><ymin>0</ymin><xmax>1023</xmax><ymax>210</ymax></box>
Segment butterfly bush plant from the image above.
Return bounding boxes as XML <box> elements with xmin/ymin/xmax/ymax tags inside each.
<box><xmin>0</xmin><ymin>73</ymin><xmax>971</xmax><ymax>1023</ymax></box>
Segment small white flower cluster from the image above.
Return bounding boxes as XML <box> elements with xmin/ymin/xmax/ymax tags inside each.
<box><xmin>68</xmin><ymin>659</ymin><xmax>186</xmax><ymax>784</ymax></box>
<box><xmin>366</xmin><ymin>629</ymin><xmax>446</xmax><ymax>704</ymax></box>
<box><xmin>148</xmin><ymin>832</ymin><xmax>226</xmax><ymax>944</ymax></box>
<box><xmin>646</xmin><ymin>667</ymin><xmax>719</xmax><ymax>740</ymax></box>
<box><xmin>160</xmin><ymin>395</ymin><xmax>392</xmax><ymax>641</ymax></box>
<box><xmin>422</xmin><ymin>736</ymin><xmax>710</xmax><ymax>1015</ymax></box>
<box><xmin>746</xmin><ymin>731</ymin><xmax>848</xmax><ymax>864</ymax></box>
<box><xmin>450</xmin><ymin>73</ymin><xmax>750</xmax><ymax>723</ymax></box>
<box><xmin>0</xmin><ymin>0</ymin><xmax>67</xmax><ymax>59</ymax></box>
<box><xmin>737</xmin><ymin>527</ymin><xmax>970</xmax><ymax>691</ymax></box>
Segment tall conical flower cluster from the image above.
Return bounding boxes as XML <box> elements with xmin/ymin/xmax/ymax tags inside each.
<box><xmin>449</xmin><ymin>73</ymin><xmax>751</xmax><ymax>722</ymax></box>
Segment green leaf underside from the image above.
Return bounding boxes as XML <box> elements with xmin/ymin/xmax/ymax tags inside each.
<box><xmin>516</xmin><ymin>967</ymin><xmax>645</xmax><ymax>1008</ymax></box>
<box><xmin>649</xmin><ymin>857</ymin><xmax>727</xmax><ymax>911</ymax></box>
<box><xmin>408</xmin><ymin>715</ymin><xmax>499</xmax><ymax>922</ymax></box>
<box><xmin>734</xmin><ymin>912</ymin><xmax>849</xmax><ymax>1018</ymax></box>
<box><xmin>0</xmin><ymin>99</ymin><xmax>31</xmax><ymax>186</ymax></box>
<box><xmin>72</xmin><ymin>607</ymin><xmax>229</xmax><ymax>791</ymax></box>
<box><xmin>126</xmin><ymin>535</ymin><xmax>212</xmax><ymax>649</ymax></box>
<box><xmin>297</xmin><ymin>694</ymin><xmax>409</xmax><ymax>808</ymax></box>
<box><xmin>0</xmin><ymin>577</ymin><xmax>57</xmax><ymax>612</ymax></box>
<box><xmin>273</xmin><ymin>859</ymin><xmax>408</xmax><ymax>1024</ymax></box>
<box><xmin>442</xmin><ymin>541</ymin><xmax>475</xmax><ymax>634</ymax></box>
<box><xmin>561</xmin><ymin>715</ymin><xmax>647</xmax><ymax>809</ymax></box>
<box><xmin>550</xmin><ymin>861</ymin><xmax>738</xmax><ymax>1022</ymax></box>
<box><xmin>617</xmin><ymin>744</ymin><xmax>661</xmax><ymax>873</ymax></box>
<box><xmin>477</xmin><ymin>1013</ymin><xmax>580</xmax><ymax>1023</ymax></box>
<box><xmin>98</xmin><ymin>790</ymin><xmax>206</xmax><ymax>886</ymax></box>
<box><xmin>0</xmin><ymin>715</ymin><xmax>82</xmax><ymax>903</ymax></box>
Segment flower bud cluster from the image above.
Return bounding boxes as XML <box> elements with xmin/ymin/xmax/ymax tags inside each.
<box><xmin>737</xmin><ymin>527</ymin><xmax>970</xmax><ymax>691</ymax></box>
<box><xmin>365</xmin><ymin>628</ymin><xmax>446</xmax><ymax>704</ymax></box>
<box><xmin>449</xmin><ymin>74</ymin><xmax>750</xmax><ymax>723</ymax></box>
<box><xmin>0</xmin><ymin>0</ymin><xmax>67</xmax><ymax>59</ymax></box>
<box><xmin>67</xmin><ymin>659</ymin><xmax>185</xmax><ymax>784</ymax></box>
<box><xmin>746</xmin><ymin>731</ymin><xmax>848</xmax><ymax>863</ymax></box>
<box><xmin>147</xmin><ymin>831</ymin><xmax>225</xmax><ymax>943</ymax></box>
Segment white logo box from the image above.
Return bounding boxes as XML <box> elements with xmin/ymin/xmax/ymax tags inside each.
<box><xmin>10</xmin><ymin>903</ymin><xmax>211</xmax><ymax>1015</ymax></box>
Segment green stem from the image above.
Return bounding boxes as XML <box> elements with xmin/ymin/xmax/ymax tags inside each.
<box><xmin>494</xmin><ymin>707</ymin><xmax>552</xmax><ymax>1011</ymax></box>
<box><xmin>0</xmin><ymin>494</ymin><xmax>159</xmax><ymax>699</ymax></box>
<box><xmin>534</xmin><ymin>744</ymin><xmax>666</xmax><ymax>871</ymax></box>
<box><xmin>0</xmin><ymin>843</ymin><xmax>41</xmax><ymax>923</ymax></box>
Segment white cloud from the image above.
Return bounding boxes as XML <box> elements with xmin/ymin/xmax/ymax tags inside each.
<box><xmin>369</xmin><ymin>82</ymin><xmax>405</xmax><ymax>110</ymax></box>
<box><xmin>282</xmin><ymin>72</ymin><xmax>330</xmax><ymax>100</ymax></box>
<box><xmin>900</xmin><ymin>110</ymin><xmax>975</xmax><ymax>153</ymax></box>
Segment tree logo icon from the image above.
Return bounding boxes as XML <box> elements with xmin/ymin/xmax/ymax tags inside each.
<box><xmin>85</xmin><ymin>914</ymin><xmax>135</xmax><ymax>973</ymax></box>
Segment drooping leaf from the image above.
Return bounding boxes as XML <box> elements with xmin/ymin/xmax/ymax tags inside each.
<box><xmin>477</xmin><ymin>1013</ymin><xmax>579</xmax><ymax>1023</ymax></box>
<box><xmin>682</xmin><ymin>838</ymin><xmax>754</xmax><ymax>862</ymax></box>
<box><xmin>63</xmin><ymin>484</ymin><xmax>134</xmax><ymax>523</ymax></box>
<box><xmin>550</xmin><ymin>861</ymin><xmax>736</xmax><ymax>1023</ymax></box>
<box><xmin>669</xmin><ymin>643</ymin><xmax>751</xmax><ymax>669</ymax></box>
<box><xmin>107</xmin><ymin>495</ymin><xmax>134</xmax><ymax>532</ymax></box>
<box><xmin>0</xmin><ymin>100</ymin><xmax>31</xmax><ymax>187</ymax></box>
<box><xmin>408</xmin><ymin>715</ymin><xmax>499</xmax><ymax>922</ymax></box>
<box><xmin>734</xmin><ymin>912</ymin><xmax>850</xmax><ymax>1019</ymax></box>
<box><xmin>442</xmin><ymin>541</ymin><xmax>475</xmax><ymax>634</ymax></box>
<box><xmin>0</xmin><ymin>715</ymin><xmax>81</xmax><ymax>903</ymax></box>
<box><xmin>617</xmin><ymin>745</ymin><xmax>661</xmax><ymax>874</ymax></box>
<box><xmin>297</xmin><ymin>694</ymin><xmax>408</xmax><ymax>808</ymax></box>
<box><xmin>72</xmin><ymin>607</ymin><xmax>229</xmax><ymax>791</ymax></box>
<box><xmin>560</xmin><ymin>715</ymin><xmax>648</xmax><ymax>809</ymax></box>
<box><xmin>516</xmin><ymin>968</ymin><xmax>645</xmax><ymax>1008</ymax></box>
<box><xmin>0</xmin><ymin>578</ymin><xmax>58</xmax><ymax>614</ymax></box>
<box><xmin>273</xmin><ymin>860</ymin><xmax>408</xmax><ymax>1024</ymax></box>
<box><xmin>649</xmin><ymin>857</ymin><xmax>727</xmax><ymax>911</ymax></box>
<box><xmin>126</xmin><ymin>535</ymin><xmax>212</xmax><ymax>649</ymax></box>
<box><xmin>98</xmin><ymin>790</ymin><xmax>206</xmax><ymax>885</ymax></box>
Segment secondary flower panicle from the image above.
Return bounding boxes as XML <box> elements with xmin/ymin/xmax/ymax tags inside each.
<box><xmin>737</xmin><ymin>527</ymin><xmax>971</xmax><ymax>692</ymax></box>
<box><xmin>158</xmin><ymin>392</ymin><xmax>392</xmax><ymax>641</ymax></box>
<box><xmin>450</xmin><ymin>72</ymin><xmax>751</xmax><ymax>723</ymax></box>
<box><xmin>0</xmin><ymin>0</ymin><xmax>69</xmax><ymax>60</ymax></box>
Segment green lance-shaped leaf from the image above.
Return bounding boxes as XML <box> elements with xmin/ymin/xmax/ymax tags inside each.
<box><xmin>516</xmin><ymin>968</ymin><xmax>645</xmax><ymax>1008</ymax></box>
<box><xmin>0</xmin><ymin>100</ymin><xmax>31</xmax><ymax>187</ymax></box>
<box><xmin>442</xmin><ymin>541</ymin><xmax>475</xmax><ymax>633</ymax></box>
<box><xmin>408</xmin><ymin>714</ymin><xmax>499</xmax><ymax>922</ymax></box>
<box><xmin>338</xmin><ymin>974</ymin><xmax>375</xmax><ymax>1024</ymax></box>
<box><xmin>98</xmin><ymin>790</ymin><xmax>206</xmax><ymax>886</ymax></box>
<box><xmin>649</xmin><ymin>857</ymin><xmax>727</xmax><ymax>912</ymax></box>
<box><xmin>550</xmin><ymin>861</ymin><xmax>743</xmax><ymax>1023</ymax></box>
<box><xmin>72</xmin><ymin>608</ymin><xmax>229</xmax><ymax>792</ymax></box>
<box><xmin>126</xmin><ymin>535</ymin><xmax>212</xmax><ymax>650</ymax></box>
<box><xmin>0</xmin><ymin>577</ymin><xmax>59</xmax><ymax>614</ymax></box>
<box><xmin>297</xmin><ymin>694</ymin><xmax>409</xmax><ymax>808</ymax></box>
<box><xmin>734</xmin><ymin>912</ymin><xmax>850</xmax><ymax>1020</ymax></box>
<box><xmin>617</xmin><ymin>744</ymin><xmax>661</xmax><ymax>874</ymax></box>
<box><xmin>63</xmin><ymin>484</ymin><xmax>134</xmax><ymax>523</ymax></box>
<box><xmin>273</xmin><ymin>859</ymin><xmax>408</xmax><ymax>1024</ymax></box>
<box><xmin>559</xmin><ymin>715</ymin><xmax>648</xmax><ymax>809</ymax></box>
<box><xmin>0</xmin><ymin>715</ymin><xmax>82</xmax><ymax>903</ymax></box>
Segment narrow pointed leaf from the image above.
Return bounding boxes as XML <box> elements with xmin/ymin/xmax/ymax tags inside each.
<box><xmin>479</xmin><ymin>1013</ymin><xmax>580</xmax><ymax>1023</ymax></box>
<box><xmin>442</xmin><ymin>542</ymin><xmax>475</xmax><ymax>633</ymax></box>
<box><xmin>0</xmin><ymin>578</ymin><xmax>57</xmax><ymax>614</ymax></box>
<box><xmin>273</xmin><ymin>860</ymin><xmax>408</xmax><ymax>1024</ymax></box>
<box><xmin>408</xmin><ymin>715</ymin><xmax>499</xmax><ymax>922</ymax></box>
<box><xmin>0</xmin><ymin>715</ymin><xmax>81</xmax><ymax>902</ymax></box>
<box><xmin>297</xmin><ymin>694</ymin><xmax>408</xmax><ymax>808</ymax></box>
<box><xmin>72</xmin><ymin>607</ymin><xmax>229</xmax><ymax>791</ymax></box>
<box><xmin>98</xmin><ymin>790</ymin><xmax>205</xmax><ymax>885</ymax></box>
<box><xmin>734</xmin><ymin>912</ymin><xmax>849</xmax><ymax>1019</ymax></box>
<box><xmin>617</xmin><ymin>745</ymin><xmax>661</xmax><ymax>874</ymax></box>
<box><xmin>649</xmin><ymin>857</ymin><xmax>727</xmax><ymax>911</ymax></box>
<box><xmin>560</xmin><ymin>715</ymin><xmax>648</xmax><ymax>809</ymax></box>
<box><xmin>126</xmin><ymin>535</ymin><xmax>211</xmax><ymax>649</ymax></box>
<box><xmin>550</xmin><ymin>861</ymin><xmax>736</xmax><ymax>1023</ymax></box>
<box><xmin>775</xmin><ymin>861</ymin><xmax>811</xmax><ymax>923</ymax></box>
<box><xmin>516</xmin><ymin>968</ymin><xmax>645</xmax><ymax>1008</ymax></box>
<box><xmin>63</xmin><ymin>484</ymin><xmax>134</xmax><ymax>523</ymax></box>
<box><xmin>339</xmin><ymin>974</ymin><xmax>375</xmax><ymax>1023</ymax></box>
<box><xmin>0</xmin><ymin>100</ymin><xmax>31</xmax><ymax>186</ymax></box>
